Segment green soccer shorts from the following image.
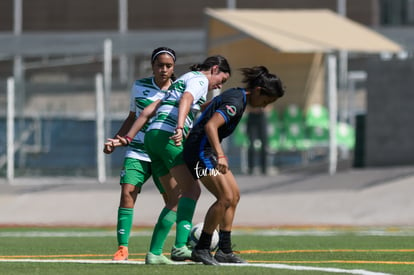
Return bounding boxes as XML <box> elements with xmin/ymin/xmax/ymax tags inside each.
<box><xmin>119</xmin><ymin>157</ymin><xmax>165</xmax><ymax>193</ymax></box>
<box><xmin>144</xmin><ymin>129</ymin><xmax>186</xmax><ymax>178</ymax></box>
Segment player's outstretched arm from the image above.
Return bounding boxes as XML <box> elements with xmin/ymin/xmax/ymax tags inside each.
<box><xmin>105</xmin><ymin>99</ymin><xmax>161</xmax><ymax>147</ymax></box>
<box><xmin>103</xmin><ymin>111</ymin><xmax>136</xmax><ymax>154</ymax></box>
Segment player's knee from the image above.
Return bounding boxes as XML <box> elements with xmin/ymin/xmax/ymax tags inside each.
<box><xmin>217</xmin><ymin>195</ymin><xmax>233</xmax><ymax>209</ymax></box>
<box><xmin>233</xmin><ymin>192</ymin><xmax>240</xmax><ymax>205</ymax></box>
<box><xmin>182</xmin><ymin>181</ymin><xmax>201</xmax><ymax>200</ymax></box>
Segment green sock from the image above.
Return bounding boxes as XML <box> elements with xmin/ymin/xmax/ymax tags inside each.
<box><xmin>149</xmin><ymin>208</ymin><xmax>177</xmax><ymax>255</ymax></box>
<box><xmin>175</xmin><ymin>197</ymin><xmax>197</xmax><ymax>248</ymax></box>
<box><xmin>116</xmin><ymin>207</ymin><xmax>134</xmax><ymax>247</ymax></box>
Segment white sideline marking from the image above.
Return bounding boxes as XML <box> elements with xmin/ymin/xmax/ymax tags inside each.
<box><xmin>0</xmin><ymin>259</ymin><xmax>188</xmax><ymax>265</ymax></box>
<box><xmin>225</xmin><ymin>263</ymin><xmax>392</xmax><ymax>275</ymax></box>
<box><xmin>1</xmin><ymin>228</ymin><xmax>414</xmax><ymax>238</ymax></box>
<box><xmin>0</xmin><ymin>259</ymin><xmax>391</xmax><ymax>275</ymax></box>
<box><xmin>0</xmin><ymin>231</ymin><xmax>151</xmax><ymax>237</ymax></box>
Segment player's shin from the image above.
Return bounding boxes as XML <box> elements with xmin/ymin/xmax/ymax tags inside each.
<box><xmin>175</xmin><ymin>197</ymin><xmax>197</xmax><ymax>248</ymax></box>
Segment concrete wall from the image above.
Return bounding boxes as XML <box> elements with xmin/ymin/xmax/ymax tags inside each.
<box><xmin>364</xmin><ymin>58</ymin><xmax>414</xmax><ymax>166</ymax></box>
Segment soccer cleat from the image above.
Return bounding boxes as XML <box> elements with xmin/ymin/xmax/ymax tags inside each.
<box><xmin>214</xmin><ymin>249</ymin><xmax>247</xmax><ymax>263</ymax></box>
<box><xmin>191</xmin><ymin>248</ymin><xmax>220</xmax><ymax>265</ymax></box>
<box><xmin>171</xmin><ymin>245</ymin><xmax>193</xmax><ymax>261</ymax></box>
<box><xmin>145</xmin><ymin>252</ymin><xmax>174</xmax><ymax>265</ymax></box>
<box><xmin>112</xmin><ymin>246</ymin><xmax>128</xmax><ymax>261</ymax></box>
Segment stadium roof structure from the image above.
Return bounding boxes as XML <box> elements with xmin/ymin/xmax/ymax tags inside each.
<box><xmin>0</xmin><ymin>30</ymin><xmax>204</xmax><ymax>59</ymax></box>
<box><xmin>205</xmin><ymin>8</ymin><xmax>403</xmax><ymax>53</ymax></box>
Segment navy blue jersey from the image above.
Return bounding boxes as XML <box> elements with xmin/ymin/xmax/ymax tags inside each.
<box><xmin>183</xmin><ymin>87</ymin><xmax>247</xmax><ymax>179</ymax></box>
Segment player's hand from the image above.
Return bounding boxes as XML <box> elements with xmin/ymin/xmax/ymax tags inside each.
<box><xmin>103</xmin><ymin>143</ymin><xmax>114</xmax><ymax>154</ymax></box>
<box><xmin>106</xmin><ymin>135</ymin><xmax>129</xmax><ymax>148</ymax></box>
<box><xmin>170</xmin><ymin>128</ymin><xmax>183</xmax><ymax>146</ymax></box>
<box><xmin>216</xmin><ymin>156</ymin><xmax>229</xmax><ymax>174</ymax></box>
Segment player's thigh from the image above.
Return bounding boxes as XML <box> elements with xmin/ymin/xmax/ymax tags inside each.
<box><xmin>200</xmin><ymin>173</ymin><xmax>233</xmax><ymax>201</ymax></box>
<box><xmin>144</xmin><ymin>130</ymin><xmax>175</xmax><ymax>177</ymax></box>
<box><xmin>170</xmin><ymin>164</ymin><xmax>200</xmax><ymax>199</ymax></box>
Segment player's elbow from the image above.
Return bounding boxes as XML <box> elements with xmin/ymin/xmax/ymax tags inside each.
<box><xmin>181</xmin><ymin>92</ymin><xmax>194</xmax><ymax>105</ymax></box>
<box><xmin>204</xmin><ymin>122</ymin><xmax>216</xmax><ymax>136</ymax></box>
<box><xmin>141</xmin><ymin>108</ymin><xmax>155</xmax><ymax>119</ymax></box>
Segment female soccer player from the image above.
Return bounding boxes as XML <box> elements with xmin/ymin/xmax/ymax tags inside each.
<box><xmin>104</xmin><ymin>47</ymin><xmax>178</xmax><ymax>262</ymax></box>
<box><xmin>106</xmin><ymin>55</ymin><xmax>231</xmax><ymax>264</ymax></box>
<box><xmin>183</xmin><ymin>66</ymin><xmax>285</xmax><ymax>265</ymax></box>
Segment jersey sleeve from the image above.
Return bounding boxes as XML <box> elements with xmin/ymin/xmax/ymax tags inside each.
<box><xmin>215</xmin><ymin>92</ymin><xmax>245</xmax><ymax>124</ymax></box>
<box><xmin>185</xmin><ymin>75</ymin><xmax>209</xmax><ymax>104</ymax></box>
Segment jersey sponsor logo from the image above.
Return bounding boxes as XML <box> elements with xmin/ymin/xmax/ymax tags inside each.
<box><xmin>225</xmin><ymin>105</ymin><xmax>237</xmax><ymax>116</ymax></box>
<box><xmin>142</xmin><ymin>89</ymin><xmax>150</xmax><ymax>96</ymax></box>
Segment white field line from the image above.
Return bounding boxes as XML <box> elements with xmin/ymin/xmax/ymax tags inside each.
<box><xmin>224</xmin><ymin>263</ymin><xmax>392</xmax><ymax>275</ymax></box>
<box><xmin>1</xmin><ymin>228</ymin><xmax>414</xmax><ymax>238</ymax></box>
<box><xmin>0</xmin><ymin>259</ymin><xmax>391</xmax><ymax>275</ymax></box>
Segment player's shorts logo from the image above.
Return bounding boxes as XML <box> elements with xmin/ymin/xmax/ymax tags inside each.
<box><xmin>120</xmin><ymin>169</ymin><xmax>126</xmax><ymax>178</ymax></box>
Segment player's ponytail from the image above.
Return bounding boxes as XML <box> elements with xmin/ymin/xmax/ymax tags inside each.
<box><xmin>190</xmin><ymin>55</ymin><xmax>231</xmax><ymax>76</ymax></box>
<box><xmin>240</xmin><ymin>66</ymin><xmax>285</xmax><ymax>98</ymax></box>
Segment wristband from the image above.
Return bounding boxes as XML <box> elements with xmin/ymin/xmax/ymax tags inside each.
<box><xmin>175</xmin><ymin>126</ymin><xmax>184</xmax><ymax>131</ymax></box>
<box><xmin>217</xmin><ymin>155</ymin><xmax>227</xmax><ymax>159</ymax></box>
<box><xmin>124</xmin><ymin>135</ymin><xmax>133</xmax><ymax>145</ymax></box>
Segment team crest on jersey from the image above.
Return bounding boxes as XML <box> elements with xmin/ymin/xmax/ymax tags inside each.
<box><xmin>225</xmin><ymin>105</ymin><xmax>237</xmax><ymax>116</ymax></box>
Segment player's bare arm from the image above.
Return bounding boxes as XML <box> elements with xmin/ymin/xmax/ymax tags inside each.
<box><xmin>106</xmin><ymin>99</ymin><xmax>161</xmax><ymax>147</ymax></box>
<box><xmin>204</xmin><ymin>112</ymin><xmax>228</xmax><ymax>174</ymax></box>
<box><xmin>103</xmin><ymin>111</ymin><xmax>136</xmax><ymax>154</ymax></box>
<box><xmin>170</xmin><ymin>91</ymin><xmax>194</xmax><ymax>146</ymax></box>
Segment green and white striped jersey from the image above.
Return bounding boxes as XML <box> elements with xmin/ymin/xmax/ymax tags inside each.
<box><xmin>147</xmin><ymin>71</ymin><xmax>208</xmax><ymax>136</ymax></box>
<box><xmin>125</xmin><ymin>77</ymin><xmax>168</xmax><ymax>162</ymax></box>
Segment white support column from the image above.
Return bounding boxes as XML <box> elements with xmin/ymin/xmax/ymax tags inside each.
<box><xmin>103</xmin><ymin>39</ymin><xmax>112</xmax><ymax>176</ymax></box>
<box><xmin>118</xmin><ymin>0</ymin><xmax>128</xmax><ymax>84</ymax></box>
<box><xmin>13</xmin><ymin>0</ymin><xmax>22</xmax><ymax>35</ymax></box>
<box><xmin>338</xmin><ymin>50</ymin><xmax>348</xmax><ymax>122</ymax></box>
<box><xmin>327</xmin><ymin>55</ymin><xmax>338</xmax><ymax>175</ymax></box>
<box><xmin>337</xmin><ymin>0</ymin><xmax>348</xmax><ymax>123</ymax></box>
<box><xmin>337</xmin><ymin>0</ymin><xmax>346</xmax><ymax>17</ymax></box>
<box><xmin>7</xmin><ymin>78</ymin><xmax>15</xmax><ymax>182</ymax></box>
<box><xmin>13</xmin><ymin>0</ymin><xmax>24</xmax><ymax>115</ymax></box>
<box><xmin>227</xmin><ymin>0</ymin><xmax>236</xmax><ymax>9</ymax></box>
<box><xmin>95</xmin><ymin>74</ymin><xmax>106</xmax><ymax>183</ymax></box>
<box><xmin>118</xmin><ymin>0</ymin><xmax>128</xmax><ymax>33</ymax></box>
<box><xmin>104</xmin><ymin>39</ymin><xmax>112</xmax><ymax>101</ymax></box>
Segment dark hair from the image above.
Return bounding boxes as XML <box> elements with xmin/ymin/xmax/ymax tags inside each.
<box><xmin>190</xmin><ymin>55</ymin><xmax>231</xmax><ymax>76</ymax></box>
<box><xmin>240</xmin><ymin>66</ymin><xmax>285</xmax><ymax>98</ymax></box>
<box><xmin>151</xmin><ymin>46</ymin><xmax>177</xmax><ymax>81</ymax></box>
<box><xmin>151</xmin><ymin>47</ymin><xmax>177</xmax><ymax>63</ymax></box>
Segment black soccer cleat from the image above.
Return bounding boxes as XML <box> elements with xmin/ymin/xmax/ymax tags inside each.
<box><xmin>214</xmin><ymin>249</ymin><xmax>247</xmax><ymax>263</ymax></box>
<box><xmin>191</xmin><ymin>248</ymin><xmax>220</xmax><ymax>265</ymax></box>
